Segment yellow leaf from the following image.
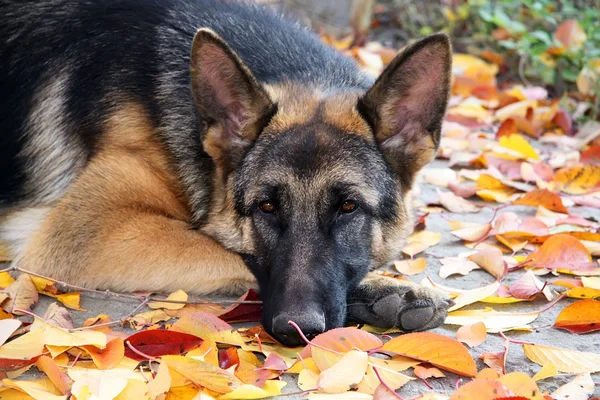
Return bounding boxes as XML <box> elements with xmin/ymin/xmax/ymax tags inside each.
<box><xmin>0</xmin><ymin>327</ymin><xmax>44</xmax><ymax>359</ymax></box>
<box><xmin>480</xmin><ymin>295</ymin><xmax>527</xmax><ymax>304</ymax></box>
<box><xmin>287</xmin><ymin>357</ymin><xmax>319</xmax><ymax>374</ymax></box>
<box><xmin>298</xmin><ymin>368</ymin><xmax>319</xmax><ymax>391</ymax></box>
<box><xmin>129</xmin><ymin>309</ymin><xmax>171</xmax><ymax>329</ymax></box>
<box><xmin>55</xmin><ymin>293</ymin><xmax>86</xmax><ymax>311</ymax></box>
<box><xmin>564</xmin><ymin>287</ymin><xmax>600</xmax><ymax>299</ymax></box>
<box><xmin>553</xmin><ymin>165</ymin><xmax>600</xmax><ymax>195</ymax></box>
<box><xmin>0</xmin><ymin>272</ymin><xmax>15</xmax><ymax>288</ymax></box>
<box><xmin>445</xmin><ymin>308</ymin><xmax>539</xmax><ymax>332</ymax></box>
<box><xmin>219</xmin><ymin>380</ymin><xmax>287</xmax><ymax>399</ymax></box>
<box><xmin>2</xmin><ymin>378</ymin><xmax>67</xmax><ymax>400</ymax></box>
<box><xmin>401</xmin><ymin>231</ymin><xmax>441</xmax><ymax>257</ymax></box>
<box><xmin>147</xmin><ymin>361</ymin><xmax>171</xmax><ymax>399</ymax></box>
<box><xmin>498</xmin><ymin>134</ymin><xmax>539</xmax><ymax>160</ymax></box>
<box><xmin>30</xmin><ymin>318</ymin><xmax>106</xmax><ymax>348</ymax></box>
<box><xmin>307</xmin><ymin>392</ymin><xmax>373</xmax><ymax>399</ymax></box>
<box><xmin>523</xmin><ymin>343</ymin><xmax>600</xmax><ymax>373</ymax></box>
<box><xmin>356</xmin><ymin>357</ymin><xmax>413</xmax><ymax>394</ymax></box>
<box><xmin>449</xmin><ymin>282</ymin><xmax>501</xmax><ymax>311</ymax></box>
<box><xmin>495</xmin><ymin>101</ymin><xmax>537</xmax><ymax>122</ymax></box>
<box><xmin>476</xmin><ymin>187</ymin><xmax>519</xmax><ymax>203</ymax></box>
<box><xmin>497</xmin><ymin>372</ymin><xmax>543</xmax><ymax>400</ymax></box>
<box><xmin>114</xmin><ymin>379</ymin><xmax>149</xmax><ymax>400</ymax></box>
<box><xmin>317</xmin><ymin>350</ymin><xmax>369</xmax><ymax>394</ymax></box>
<box><xmin>393</xmin><ymin>258</ymin><xmax>426</xmax><ymax>276</ymax></box>
<box><xmin>68</xmin><ymin>368</ymin><xmax>142</xmax><ymax>400</ymax></box>
<box><xmin>532</xmin><ymin>362</ymin><xmax>559</xmax><ymax>381</ymax></box>
<box><xmin>162</xmin><ymin>355</ymin><xmax>241</xmax><ymax>393</ymax></box>
<box><xmin>148</xmin><ymin>290</ymin><xmax>188</xmax><ymax>310</ymax></box>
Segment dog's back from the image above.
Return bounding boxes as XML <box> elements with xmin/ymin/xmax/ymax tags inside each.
<box><xmin>0</xmin><ymin>0</ymin><xmax>369</xmax><ymax>211</ymax></box>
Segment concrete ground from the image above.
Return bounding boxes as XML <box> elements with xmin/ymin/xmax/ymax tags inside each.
<box><xmin>7</xmin><ymin>158</ymin><xmax>600</xmax><ymax>399</ymax></box>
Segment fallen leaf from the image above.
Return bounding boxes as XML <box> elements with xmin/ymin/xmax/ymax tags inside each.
<box><xmin>553</xmin><ymin>299</ymin><xmax>600</xmax><ymax>333</ymax></box>
<box><xmin>129</xmin><ymin>309</ymin><xmax>171</xmax><ymax>329</ymax></box>
<box><xmin>509</xmin><ymin>271</ymin><xmax>550</xmax><ymax>300</ymax></box>
<box><xmin>393</xmin><ymin>258</ymin><xmax>426</xmax><ymax>276</ymax></box>
<box><xmin>554</xmin><ymin>19</ymin><xmax>587</xmax><ymax>48</ymax></box>
<box><xmin>380</xmin><ymin>332</ymin><xmax>477</xmax><ymax>377</ymax></box>
<box><xmin>2</xmin><ymin>377</ymin><xmax>67</xmax><ymax>400</ymax></box>
<box><xmin>82</xmin><ymin>314</ymin><xmax>112</xmax><ymax>332</ymax></box>
<box><xmin>414</xmin><ymin>365</ymin><xmax>445</xmax><ymax>380</ymax></box>
<box><xmin>449</xmin><ymin>378</ymin><xmax>511</xmax><ymax>400</ymax></box>
<box><xmin>552</xmin><ymin>164</ymin><xmax>600</xmax><ymax>194</ymax></box>
<box><xmin>42</xmin><ymin>303</ymin><xmax>74</xmax><ymax>330</ymax></box>
<box><xmin>467</xmin><ymin>247</ymin><xmax>507</xmax><ymax>279</ymax></box>
<box><xmin>1</xmin><ymin>274</ymin><xmax>39</xmax><ymax>315</ymax></box>
<box><xmin>523</xmin><ymin>343</ymin><xmax>600</xmax><ymax>373</ymax></box>
<box><xmin>220</xmin><ymin>380</ymin><xmax>287</xmax><ymax>399</ymax></box>
<box><xmin>449</xmin><ymin>281</ymin><xmax>501</xmax><ymax>311</ymax></box>
<box><xmin>173</xmin><ymin>312</ymin><xmax>246</xmax><ymax>347</ymax></box>
<box><xmin>439</xmin><ymin>257</ymin><xmax>480</xmax><ymax>279</ymax></box>
<box><xmin>513</xmin><ymin>189</ymin><xmax>569</xmax><ymax>213</ymax></box>
<box><xmin>497</xmin><ymin>372</ymin><xmax>543</xmax><ymax>400</ymax></box>
<box><xmin>0</xmin><ymin>320</ymin><xmax>21</xmax><ymax>346</ymax></box>
<box><xmin>124</xmin><ymin>330</ymin><xmax>203</xmax><ymax>361</ymax></box>
<box><xmin>532</xmin><ymin>362</ymin><xmax>558</xmax><ymax>381</ymax></box>
<box><xmin>498</xmin><ymin>134</ymin><xmax>539</xmax><ymax>160</ymax></box>
<box><xmin>35</xmin><ymin>356</ymin><xmax>71</xmax><ymax>395</ymax></box>
<box><xmin>147</xmin><ymin>361</ymin><xmax>171</xmax><ymax>399</ymax></box>
<box><xmin>401</xmin><ymin>230</ymin><xmax>442</xmax><ymax>257</ymax></box>
<box><xmin>564</xmin><ymin>287</ymin><xmax>600</xmax><ymax>299</ymax></box>
<box><xmin>478</xmin><ymin>351</ymin><xmax>507</xmax><ymax>375</ymax></box>
<box><xmin>162</xmin><ymin>354</ymin><xmax>241</xmax><ymax>393</ymax></box>
<box><xmin>148</xmin><ymin>289</ymin><xmax>188</xmax><ymax>310</ymax></box>
<box><xmin>451</xmin><ymin>222</ymin><xmax>492</xmax><ymax>242</ymax></box>
<box><xmin>437</xmin><ymin>189</ymin><xmax>480</xmax><ymax>213</ymax></box>
<box><xmin>357</xmin><ymin>357</ymin><xmax>413</xmax><ymax>394</ymax></box>
<box><xmin>218</xmin><ymin>289</ymin><xmax>262</xmax><ymax>323</ymax></box>
<box><xmin>306</xmin><ymin>328</ymin><xmax>382</xmax><ymax>371</ymax></box>
<box><xmin>525</xmin><ymin>234</ymin><xmax>594</xmax><ymax>271</ymax></box>
<box><xmin>0</xmin><ymin>272</ymin><xmax>15</xmax><ymax>289</ymax></box>
<box><xmin>317</xmin><ymin>350</ymin><xmax>368</xmax><ymax>393</ymax></box>
<box><xmin>551</xmin><ymin>373</ymin><xmax>594</xmax><ymax>400</ymax></box>
<box><xmin>445</xmin><ymin>308</ymin><xmax>541</xmax><ymax>332</ymax></box>
<box><xmin>456</xmin><ymin>322</ymin><xmax>487</xmax><ymax>348</ymax></box>
<box><xmin>55</xmin><ymin>293</ymin><xmax>85</xmax><ymax>312</ymax></box>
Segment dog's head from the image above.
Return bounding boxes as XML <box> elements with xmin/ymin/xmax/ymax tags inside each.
<box><xmin>190</xmin><ymin>29</ymin><xmax>451</xmax><ymax>346</ymax></box>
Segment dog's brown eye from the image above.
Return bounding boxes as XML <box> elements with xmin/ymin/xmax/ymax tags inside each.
<box><xmin>341</xmin><ymin>200</ymin><xmax>358</xmax><ymax>213</ymax></box>
<box><xmin>259</xmin><ymin>201</ymin><xmax>276</xmax><ymax>213</ymax></box>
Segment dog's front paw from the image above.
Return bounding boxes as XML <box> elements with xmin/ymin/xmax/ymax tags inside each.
<box><xmin>347</xmin><ymin>274</ymin><xmax>453</xmax><ymax>331</ymax></box>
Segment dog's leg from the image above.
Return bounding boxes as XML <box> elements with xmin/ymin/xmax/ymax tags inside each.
<box><xmin>347</xmin><ymin>272</ymin><xmax>453</xmax><ymax>331</ymax></box>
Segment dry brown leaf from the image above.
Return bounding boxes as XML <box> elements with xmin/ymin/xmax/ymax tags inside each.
<box><xmin>1</xmin><ymin>274</ymin><xmax>39</xmax><ymax>315</ymax></box>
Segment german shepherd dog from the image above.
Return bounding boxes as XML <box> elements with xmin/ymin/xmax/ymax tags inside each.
<box><xmin>0</xmin><ymin>0</ymin><xmax>453</xmax><ymax>345</ymax></box>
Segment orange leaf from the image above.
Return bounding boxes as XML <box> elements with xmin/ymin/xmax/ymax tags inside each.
<box><xmin>449</xmin><ymin>379</ymin><xmax>512</xmax><ymax>400</ymax></box>
<box><xmin>552</xmin><ymin>165</ymin><xmax>600</xmax><ymax>195</ymax></box>
<box><xmin>554</xmin><ymin>19</ymin><xmax>587</xmax><ymax>48</ymax></box>
<box><xmin>513</xmin><ymin>189</ymin><xmax>569</xmax><ymax>214</ymax></box>
<box><xmin>496</xmin><ymin>118</ymin><xmax>517</xmax><ymax>139</ymax></box>
<box><xmin>83</xmin><ymin>314</ymin><xmax>112</xmax><ymax>332</ymax></box>
<box><xmin>456</xmin><ymin>322</ymin><xmax>487</xmax><ymax>348</ymax></box>
<box><xmin>525</xmin><ymin>234</ymin><xmax>594</xmax><ymax>271</ymax></box>
<box><xmin>380</xmin><ymin>332</ymin><xmax>477</xmax><ymax>377</ymax></box>
<box><xmin>554</xmin><ymin>300</ymin><xmax>600</xmax><ymax>333</ymax></box>
<box><xmin>413</xmin><ymin>365</ymin><xmax>445</xmax><ymax>380</ymax></box>
<box><xmin>81</xmin><ymin>338</ymin><xmax>124</xmax><ymax>369</ymax></box>
<box><xmin>35</xmin><ymin>355</ymin><xmax>71</xmax><ymax>395</ymax></box>
<box><xmin>467</xmin><ymin>247</ymin><xmax>507</xmax><ymax>279</ymax></box>
<box><xmin>581</xmin><ymin>145</ymin><xmax>600</xmax><ymax>165</ymax></box>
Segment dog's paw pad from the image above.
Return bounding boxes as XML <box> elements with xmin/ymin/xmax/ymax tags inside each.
<box><xmin>400</xmin><ymin>304</ymin><xmax>435</xmax><ymax>331</ymax></box>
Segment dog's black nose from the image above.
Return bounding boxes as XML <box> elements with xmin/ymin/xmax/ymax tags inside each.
<box><xmin>271</xmin><ymin>312</ymin><xmax>326</xmax><ymax>346</ymax></box>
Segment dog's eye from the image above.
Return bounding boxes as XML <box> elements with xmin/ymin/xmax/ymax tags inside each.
<box><xmin>259</xmin><ymin>201</ymin><xmax>276</xmax><ymax>213</ymax></box>
<box><xmin>340</xmin><ymin>200</ymin><xmax>358</xmax><ymax>213</ymax></box>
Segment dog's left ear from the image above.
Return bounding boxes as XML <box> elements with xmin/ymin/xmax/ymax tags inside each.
<box><xmin>358</xmin><ymin>33</ymin><xmax>452</xmax><ymax>187</ymax></box>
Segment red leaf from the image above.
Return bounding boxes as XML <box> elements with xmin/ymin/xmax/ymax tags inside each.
<box><xmin>553</xmin><ymin>109</ymin><xmax>573</xmax><ymax>135</ymax></box>
<box><xmin>124</xmin><ymin>330</ymin><xmax>203</xmax><ymax>361</ymax></box>
<box><xmin>218</xmin><ymin>289</ymin><xmax>263</xmax><ymax>323</ymax></box>
<box><xmin>496</xmin><ymin>118</ymin><xmax>517</xmax><ymax>139</ymax></box>
<box><xmin>525</xmin><ymin>234</ymin><xmax>595</xmax><ymax>271</ymax></box>
<box><xmin>219</xmin><ymin>347</ymin><xmax>239</xmax><ymax>370</ymax></box>
<box><xmin>581</xmin><ymin>145</ymin><xmax>600</xmax><ymax>165</ymax></box>
<box><xmin>0</xmin><ymin>354</ymin><xmax>42</xmax><ymax>371</ymax></box>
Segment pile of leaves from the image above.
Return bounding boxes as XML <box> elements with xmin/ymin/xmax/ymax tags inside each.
<box><xmin>1</xmin><ymin>12</ymin><xmax>600</xmax><ymax>400</ymax></box>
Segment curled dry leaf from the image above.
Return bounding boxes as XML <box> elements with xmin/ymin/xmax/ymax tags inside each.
<box><xmin>450</xmin><ymin>222</ymin><xmax>492</xmax><ymax>242</ymax></box>
<box><xmin>456</xmin><ymin>322</ymin><xmax>487</xmax><ymax>348</ymax></box>
<box><xmin>35</xmin><ymin>355</ymin><xmax>72</xmax><ymax>395</ymax></box>
<box><xmin>82</xmin><ymin>314</ymin><xmax>112</xmax><ymax>332</ymax></box>
<box><xmin>393</xmin><ymin>258</ymin><xmax>426</xmax><ymax>276</ymax></box>
<box><xmin>147</xmin><ymin>360</ymin><xmax>172</xmax><ymax>399</ymax></box>
<box><xmin>218</xmin><ymin>289</ymin><xmax>262</xmax><ymax>323</ymax></box>
<box><xmin>509</xmin><ymin>271</ymin><xmax>552</xmax><ymax>301</ymax></box>
<box><xmin>553</xmin><ymin>299</ymin><xmax>600</xmax><ymax>334</ymax></box>
<box><xmin>380</xmin><ymin>332</ymin><xmax>477</xmax><ymax>377</ymax></box>
<box><xmin>43</xmin><ymin>303</ymin><xmax>74</xmax><ymax>330</ymax></box>
<box><xmin>1</xmin><ymin>274</ymin><xmax>39</xmax><ymax>315</ymax></box>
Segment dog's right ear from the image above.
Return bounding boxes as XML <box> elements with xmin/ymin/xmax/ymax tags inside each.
<box><xmin>190</xmin><ymin>29</ymin><xmax>275</xmax><ymax>172</ymax></box>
